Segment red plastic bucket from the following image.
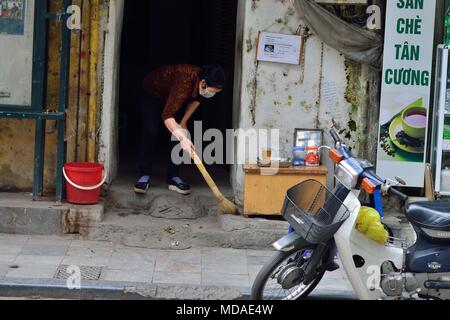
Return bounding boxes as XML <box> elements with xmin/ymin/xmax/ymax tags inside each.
<box><xmin>63</xmin><ymin>163</ymin><xmax>106</xmax><ymax>205</ymax></box>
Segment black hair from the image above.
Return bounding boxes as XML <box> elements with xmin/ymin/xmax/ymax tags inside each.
<box><xmin>200</xmin><ymin>64</ymin><xmax>226</xmax><ymax>89</ymax></box>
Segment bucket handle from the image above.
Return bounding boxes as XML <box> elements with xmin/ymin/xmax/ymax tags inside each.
<box><xmin>63</xmin><ymin>167</ymin><xmax>108</xmax><ymax>191</ymax></box>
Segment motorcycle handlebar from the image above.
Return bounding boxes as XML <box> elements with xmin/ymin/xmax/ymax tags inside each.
<box><xmin>329</xmin><ymin>126</ymin><xmax>408</xmax><ymax>203</ymax></box>
<box><xmin>330</xmin><ymin>128</ymin><xmax>342</xmax><ymax>144</ymax></box>
<box><xmin>388</xmin><ymin>187</ymin><xmax>409</xmax><ymax>202</ymax></box>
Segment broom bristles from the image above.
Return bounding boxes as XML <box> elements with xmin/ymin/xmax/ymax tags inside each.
<box><xmin>191</xmin><ymin>150</ymin><xmax>239</xmax><ymax>215</ymax></box>
<box><xmin>218</xmin><ymin>196</ymin><xmax>239</xmax><ymax>215</ymax></box>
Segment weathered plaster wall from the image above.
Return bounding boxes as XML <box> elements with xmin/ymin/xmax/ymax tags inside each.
<box><xmin>99</xmin><ymin>0</ymin><xmax>124</xmax><ymax>184</ymax></box>
<box><xmin>232</xmin><ymin>0</ymin><xmax>371</xmax><ymax>204</ymax></box>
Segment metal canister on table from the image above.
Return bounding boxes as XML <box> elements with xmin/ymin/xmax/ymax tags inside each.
<box><xmin>305</xmin><ymin>146</ymin><xmax>320</xmax><ymax>167</ymax></box>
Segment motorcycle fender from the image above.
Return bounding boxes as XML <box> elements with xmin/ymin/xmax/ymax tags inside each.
<box><xmin>273</xmin><ymin>233</ymin><xmax>310</xmax><ymax>252</ymax></box>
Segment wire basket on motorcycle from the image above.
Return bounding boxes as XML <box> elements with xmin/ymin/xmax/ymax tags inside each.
<box><xmin>282</xmin><ymin>180</ymin><xmax>350</xmax><ymax>244</ymax></box>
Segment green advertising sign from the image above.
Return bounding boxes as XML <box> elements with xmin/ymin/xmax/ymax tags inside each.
<box><xmin>377</xmin><ymin>0</ymin><xmax>436</xmax><ymax>188</ymax></box>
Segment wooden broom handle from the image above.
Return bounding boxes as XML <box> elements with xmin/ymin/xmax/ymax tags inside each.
<box><xmin>191</xmin><ymin>150</ymin><xmax>224</xmax><ymax>201</ymax></box>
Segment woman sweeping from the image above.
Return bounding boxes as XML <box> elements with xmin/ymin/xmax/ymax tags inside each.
<box><xmin>134</xmin><ymin>64</ymin><xmax>226</xmax><ymax>195</ymax></box>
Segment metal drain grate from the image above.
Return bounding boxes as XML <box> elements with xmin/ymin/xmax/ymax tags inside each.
<box><xmin>54</xmin><ymin>265</ymin><xmax>104</xmax><ymax>281</ymax></box>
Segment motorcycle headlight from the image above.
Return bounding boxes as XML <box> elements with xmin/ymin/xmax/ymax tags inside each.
<box><xmin>335</xmin><ymin>160</ymin><xmax>359</xmax><ymax>190</ymax></box>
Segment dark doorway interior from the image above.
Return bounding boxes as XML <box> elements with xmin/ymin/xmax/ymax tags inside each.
<box><xmin>118</xmin><ymin>0</ymin><xmax>237</xmax><ymax>184</ymax></box>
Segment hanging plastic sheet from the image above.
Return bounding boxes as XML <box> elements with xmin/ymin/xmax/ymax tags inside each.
<box><xmin>292</xmin><ymin>0</ymin><xmax>383</xmax><ymax>69</ymax></box>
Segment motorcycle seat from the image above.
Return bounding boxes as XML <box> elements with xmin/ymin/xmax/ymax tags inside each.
<box><xmin>406</xmin><ymin>200</ymin><xmax>450</xmax><ymax>231</ymax></box>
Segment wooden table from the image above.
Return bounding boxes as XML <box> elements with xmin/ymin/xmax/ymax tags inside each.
<box><xmin>243</xmin><ymin>164</ymin><xmax>328</xmax><ymax>216</ymax></box>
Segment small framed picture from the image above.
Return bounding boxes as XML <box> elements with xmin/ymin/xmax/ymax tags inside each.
<box><xmin>294</xmin><ymin>129</ymin><xmax>323</xmax><ymax>148</ymax></box>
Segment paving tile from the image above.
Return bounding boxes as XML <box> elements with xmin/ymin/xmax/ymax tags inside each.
<box><xmin>157</xmin><ymin>248</ymin><xmax>202</xmax><ymax>256</ymax></box>
<box><xmin>161</xmin><ymin>248</ymin><xmax>202</xmax><ymax>256</ymax></box>
<box><xmin>62</xmin><ymin>256</ymin><xmax>111</xmax><ymax>268</ymax></box>
<box><xmin>27</xmin><ymin>235</ymin><xmax>73</xmax><ymax>246</ymax></box>
<box><xmin>246</xmin><ymin>249</ymin><xmax>275</xmax><ymax>257</ymax></box>
<box><xmin>111</xmin><ymin>247</ymin><xmax>158</xmax><ymax>262</ymax></box>
<box><xmin>202</xmin><ymin>263</ymin><xmax>248</xmax><ymax>275</ymax></box>
<box><xmin>109</xmin><ymin>253</ymin><xmax>155</xmax><ymax>271</ymax></box>
<box><xmin>155</xmin><ymin>250</ymin><xmax>201</xmax><ymax>264</ymax></box>
<box><xmin>0</xmin><ymin>263</ymin><xmax>12</xmax><ymax>278</ymax></box>
<box><xmin>324</xmin><ymin>269</ymin><xmax>349</xmax><ymax>280</ymax></box>
<box><xmin>202</xmin><ymin>251</ymin><xmax>246</xmax><ymax>266</ymax></box>
<box><xmin>202</xmin><ymin>273</ymin><xmax>250</xmax><ymax>288</ymax></box>
<box><xmin>155</xmin><ymin>260</ymin><xmax>200</xmax><ymax>273</ymax></box>
<box><xmin>247</xmin><ymin>255</ymin><xmax>271</xmax><ymax>266</ymax></box>
<box><xmin>0</xmin><ymin>255</ymin><xmax>16</xmax><ymax>263</ymax></box>
<box><xmin>247</xmin><ymin>265</ymin><xmax>264</xmax><ymax>276</ymax></box>
<box><xmin>153</xmin><ymin>272</ymin><xmax>201</xmax><ymax>285</ymax></box>
<box><xmin>0</xmin><ymin>244</ymin><xmax>24</xmax><ymax>256</ymax></box>
<box><xmin>0</xmin><ymin>234</ymin><xmax>30</xmax><ymax>245</ymax></box>
<box><xmin>202</xmin><ymin>248</ymin><xmax>247</xmax><ymax>257</ymax></box>
<box><xmin>20</xmin><ymin>244</ymin><xmax>68</xmax><ymax>257</ymax></box>
<box><xmin>14</xmin><ymin>255</ymin><xmax>63</xmax><ymax>267</ymax></box>
<box><xmin>317</xmin><ymin>277</ymin><xmax>353</xmax><ymax>291</ymax></box>
<box><xmin>248</xmin><ymin>273</ymin><xmax>258</xmax><ymax>284</ymax></box>
<box><xmin>115</xmin><ymin>247</ymin><xmax>159</xmax><ymax>255</ymax></box>
<box><xmin>70</xmin><ymin>240</ymin><xmax>116</xmax><ymax>249</ymax></box>
<box><xmin>6</xmin><ymin>265</ymin><xmax>59</xmax><ymax>280</ymax></box>
<box><xmin>65</xmin><ymin>246</ymin><xmax>114</xmax><ymax>259</ymax></box>
<box><xmin>103</xmin><ymin>269</ymin><xmax>153</xmax><ymax>283</ymax></box>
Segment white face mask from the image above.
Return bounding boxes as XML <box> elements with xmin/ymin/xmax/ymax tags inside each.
<box><xmin>200</xmin><ymin>91</ymin><xmax>216</xmax><ymax>99</ymax></box>
<box><xmin>199</xmin><ymin>81</ymin><xmax>217</xmax><ymax>99</ymax></box>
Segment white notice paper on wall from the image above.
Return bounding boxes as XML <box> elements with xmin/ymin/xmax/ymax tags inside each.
<box><xmin>257</xmin><ymin>32</ymin><xmax>302</xmax><ymax>65</ymax></box>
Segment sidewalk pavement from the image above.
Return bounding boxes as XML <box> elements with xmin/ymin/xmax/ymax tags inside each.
<box><xmin>0</xmin><ymin>234</ymin><xmax>356</xmax><ymax>300</ymax></box>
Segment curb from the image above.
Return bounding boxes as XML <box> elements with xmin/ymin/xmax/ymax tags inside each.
<box><xmin>0</xmin><ymin>278</ymin><xmax>251</xmax><ymax>300</ymax></box>
<box><xmin>0</xmin><ymin>278</ymin><xmax>143</xmax><ymax>300</ymax></box>
<box><xmin>0</xmin><ymin>278</ymin><xmax>357</xmax><ymax>300</ymax></box>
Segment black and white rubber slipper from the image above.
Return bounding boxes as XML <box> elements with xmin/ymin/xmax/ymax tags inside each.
<box><xmin>134</xmin><ymin>176</ymin><xmax>150</xmax><ymax>195</ymax></box>
<box><xmin>168</xmin><ymin>177</ymin><xmax>191</xmax><ymax>195</ymax></box>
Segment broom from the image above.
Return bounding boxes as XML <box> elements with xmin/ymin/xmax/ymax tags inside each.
<box><xmin>191</xmin><ymin>150</ymin><xmax>239</xmax><ymax>215</ymax></box>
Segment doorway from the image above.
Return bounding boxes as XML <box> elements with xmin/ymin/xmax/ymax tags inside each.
<box><xmin>117</xmin><ymin>0</ymin><xmax>238</xmax><ymax>188</ymax></box>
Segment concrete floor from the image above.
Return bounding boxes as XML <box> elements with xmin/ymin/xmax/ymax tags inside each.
<box><xmin>115</xmin><ymin>156</ymin><xmax>234</xmax><ymax>196</ymax></box>
<box><xmin>79</xmin><ymin>160</ymin><xmax>289</xmax><ymax>251</ymax></box>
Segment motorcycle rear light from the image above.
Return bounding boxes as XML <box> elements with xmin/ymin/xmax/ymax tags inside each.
<box><xmin>362</xmin><ymin>178</ymin><xmax>376</xmax><ymax>194</ymax></box>
<box><xmin>329</xmin><ymin>149</ymin><xmax>344</xmax><ymax>164</ymax></box>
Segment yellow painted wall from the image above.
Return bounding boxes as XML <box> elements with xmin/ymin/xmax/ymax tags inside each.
<box><xmin>0</xmin><ymin>119</ymin><xmax>37</xmax><ymax>191</ymax></box>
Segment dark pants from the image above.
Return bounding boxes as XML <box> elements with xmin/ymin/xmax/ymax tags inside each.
<box><xmin>138</xmin><ymin>93</ymin><xmax>181</xmax><ymax>180</ymax></box>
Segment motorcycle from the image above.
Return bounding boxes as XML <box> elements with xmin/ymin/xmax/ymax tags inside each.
<box><xmin>251</xmin><ymin>126</ymin><xmax>450</xmax><ymax>300</ymax></box>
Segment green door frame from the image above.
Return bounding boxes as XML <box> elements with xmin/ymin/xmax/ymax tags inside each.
<box><xmin>0</xmin><ymin>0</ymin><xmax>72</xmax><ymax>202</ymax></box>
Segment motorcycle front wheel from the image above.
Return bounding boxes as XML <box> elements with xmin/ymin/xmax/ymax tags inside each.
<box><xmin>251</xmin><ymin>247</ymin><xmax>325</xmax><ymax>300</ymax></box>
